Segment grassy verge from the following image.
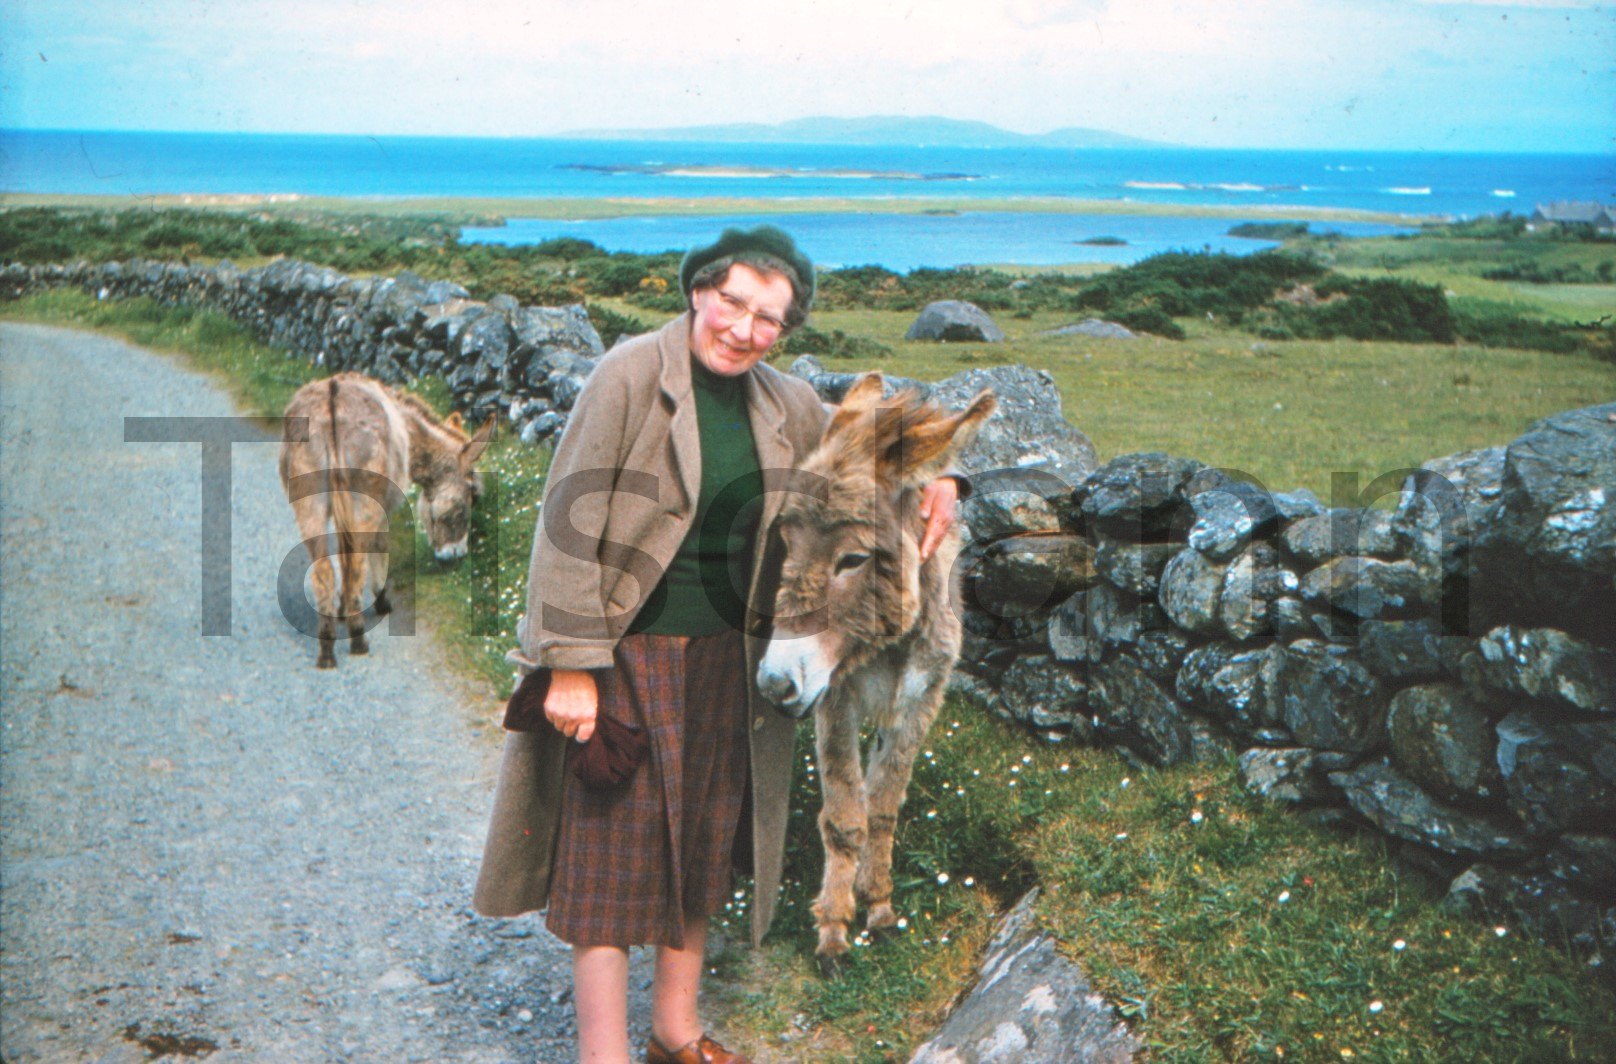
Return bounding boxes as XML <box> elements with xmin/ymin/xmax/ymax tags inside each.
<box><xmin>0</xmin><ymin>190</ymin><xmax>1438</xmax><ymax>226</ymax></box>
<box><xmin>783</xmin><ymin>304</ymin><xmax>1612</xmax><ymax>503</ymax></box>
<box><xmin>6</xmin><ymin>256</ymin><xmax>1614</xmax><ymax>1061</ymax></box>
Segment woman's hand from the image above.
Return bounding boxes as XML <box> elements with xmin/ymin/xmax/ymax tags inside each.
<box><xmin>918</xmin><ymin>476</ymin><xmax>961</xmax><ymax>562</ymax></box>
<box><xmin>545</xmin><ymin>668</ymin><xmax>599</xmax><ymax>743</ymax></box>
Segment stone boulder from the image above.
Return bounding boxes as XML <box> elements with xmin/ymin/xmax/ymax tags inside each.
<box><xmin>1186</xmin><ymin>478</ymin><xmax>1281</xmax><ymax>560</ymax></box>
<box><xmin>1386</xmin><ymin>684</ymin><xmax>1503</xmax><ymax>806</ymax></box>
<box><xmin>1157</xmin><ymin>548</ymin><xmax>1226</xmax><ymax>637</ymax></box>
<box><xmin>1176</xmin><ymin>643</ymin><xmax>1286</xmax><ymax>742</ymax></box>
<box><xmin>1329</xmin><ymin>760</ymin><xmax>1535</xmax><ymax>860</ymax></box>
<box><xmin>1461</xmin><ymin>626</ymin><xmax>1615</xmax><ymax>716</ymax></box>
<box><xmin>1278</xmin><ymin>640</ymin><xmax>1385</xmax><ymax>754</ymax></box>
<box><xmin>1298</xmin><ymin>556</ymin><xmax>1429</xmax><ymax>621</ymax></box>
<box><xmin>909</xmin><ymin>890</ymin><xmax>1140</xmax><ymax>1064</ymax></box>
<box><xmin>1239</xmin><ymin>747</ymin><xmax>1355</xmax><ymax>803</ymax></box>
<box><xmin>1494</xmin><ymin>711</ymin><xmax>1616</xmax><ymax>835</ymax></box>
<box><xmin>906</xmin><ymin>300</ymin><xmax>1006</xmax><ymax>343</ymax></box>
<box><xmin>790</xmin><ymin>358</ymin><xmax>1099</xmax><ymax>497</ymax></box>
<box><xmin>1279</xmin><ymin>508</ymin><xmax>1402</xmax><ymax>565</ymax></box>
<box><xmin>1041</xmin><ymin>318</ymin><xmax>1138</xmax><ymax>340</ymax></box>
<box><xmin>1489</xmin><ymin>403</ymin><xmax>1616</xmax><ymax>576</ymax></box>
<box><xmin>998</xmin><ymin>655</ymin><xmax>1091</xmax><ymax>737</ymax></box>
<box><xmin>1080</xmin><ymin>453</ymin><xmax>1209</xmax><ymax>540</ymax></box>
<box><xmin>965</xmin><ymin>534</ymin><xmax>1097</xmax><ymax>629</ymax></box>
<box><xmin>1089</xmin><ymin>655</ymin><xmax>1197</xmax><ymax>766</ymax></box>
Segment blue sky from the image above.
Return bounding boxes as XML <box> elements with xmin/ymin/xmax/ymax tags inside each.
<box><xmin>1</xmin><ymin>0</ymin><xmax>1610</xmax><ymax>151</ymax></box>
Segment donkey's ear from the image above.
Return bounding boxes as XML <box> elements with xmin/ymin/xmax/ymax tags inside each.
<box><xmin>461</xmin><ymin>416</ymin><xmax>495</xmax><ymax>467</ymax></box>
<box><xmin>444</xmin><ymin>411</ymin><xmax>465</xmax><ymax>431</ymax></box>
<box><xmin>840</xmin><ymin>373</ymin><xmax>886</xmax><ymax>411</ymax></box>
<box><xmin>886</xmin><ymin>389</ymin><xmax>996</xmax><ymax>486</ymax></box>
<box><xmin>826</xmin><ymin>373</ymin><xmax>888</xmax><ymax>437</ymax></box>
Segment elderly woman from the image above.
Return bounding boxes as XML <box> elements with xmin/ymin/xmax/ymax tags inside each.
<box><xmin>474</xmin><ymin>226</ymin><xmax>958</xmax><ymax>1064</ymax></box>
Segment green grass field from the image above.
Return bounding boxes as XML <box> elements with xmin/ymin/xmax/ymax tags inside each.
<box><xmin>5</xmin><ymin>209</ymin><xmax>1615</xmax><ymax>1062</ymax></box>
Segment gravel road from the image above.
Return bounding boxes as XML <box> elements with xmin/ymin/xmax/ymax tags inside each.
<box><xmin>0</xmin><ymin>323</ymin><xmax>657</xmax><ymax>1063</ymax></box>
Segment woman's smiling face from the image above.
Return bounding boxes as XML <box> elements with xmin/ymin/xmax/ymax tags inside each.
<box><xmin>689</xmin><ymin>262</ymin><xmax>795</xmax><ymax>377</ymax></box>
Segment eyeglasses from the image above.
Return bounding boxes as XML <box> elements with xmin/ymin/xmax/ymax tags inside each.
<box><xmin>712</xmin><ymin>289</ymin><xmax>787</xmax><ymax>337</ymax></box>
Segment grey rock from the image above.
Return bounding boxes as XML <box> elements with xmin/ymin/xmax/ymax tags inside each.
<box><xmin>790</xmin><ymin>358</ymin><xmax>1099</xmax><ymax>490</ymax></box>
<box><xmin>1133</xmin><ymin>629</ymin><xmax>1192</xmax><ymax>689</ymax></box>
<box><xmin>909</xmin><ymin>890</ymin><xmax>1139</xmax><ymax>1064</ymax></box>
<box><xmin>1495</xmin><ymin>711</ymin><xmax>1616</xmax><ymax>835</ymax></box>
<box><xmin>455</xmin><ymin>312</ymin><xmax>514</xmax><ymax>371</ymax></box>
<box><xmin>1280</xmin><ymin>508</ymin><xmax>1403</xmax><ymax>565</ymax></box>
<box><xmin>1093</xmin><ymin>537</ymin><xmax>1181</xmax><ymax>597</ymax></box>
<box><xmin>1239</xmin><ymin>747</ymin><xmax>1355</xmax><ymax>803</ymax></box>
<box><xmin>1271</xmin><ymin>488</ymin><xmax>1327</xmax><ymax>521</ymax></box>
<box><xmin>1395</xmin><ymin>446</ymin><xmax>1506</xmax><ymax>577</ymax></box>
<box><xmin>1490</xmin><ymin>402</ymin><xmax>1616</xmax><ymax>577</ymax></box>
<box><xmin>1089</xmin><ymin>655</ymin><xmax>1196</xmax><ymax>766</ymax></box>
<box><xmin>1386</xmin><ymin>684</ymin><xmax>1503</xmax><ymax>806</ymax></box>
<box><xmin>906</xmin><ymin>300</ymin><xmax>1006</xmax><ymax>343</ymax></box>
<box><xmin>1278</xmin><ymin>640</ymin><xmax>1386</xmax><ymax>754</ymax></box>
<box><xmin>1046</xmin><ymin>592</ymin><xmax>1092</xmax><ymax>663</ymax></box>
<box><xmin>1084</xmin><ymin>582</ymin><xmax>1167</xmax><ymax>661</ymax></box>
<box><xmin>962</xmin><ymin>466</ymin><xmax>1077</xmax><ymax>541</ymax></box>
<box><xmin>1445</xmin><ymin>865</ymin><xmax>1615</xmax><ymax>958</ymax></box>
<box><xmin>966</xmin><ymin>534</ymin><xmax>1096</xmax><ymax>629</ymax></box>
<box><xmin>1329</xmin><ymin>760</ymin><xmax>1535</xmax><ymax>860</ymax></box>
<box><xmin>1462</xmin><ymin>626</ymin><xmax>1615</xmax><ymax>715</ymax></box>
<box><xmin>1080</xmin><ymin>453</ymin><xmax>1207</xmax><ymax>540</ymax></box>
<box><xmin>1546</xmin><ymin>834</ymin><xmax>1616</xmax><ymax>895</ymax></box>
<box><xmin>1357</xmin><ymin>619</ymin><xmax>1448</xmax><ymax>683</ymax></box>
<box><xmin>1298</xmin><ymin>557</ymin><xmax>1428</xmax><ymax>620</ymax></box>
<box><xmin>998</xmin><ymin>655</ymin><xmax>1090</xmax><ymax>735</ymax></box>
<box><xmin>1218</xmin><ymin>541</ymin><xmax>1292</xmax><ymax>642</ymax></box>
<box><xmin>1042</xmin><ymin>318</ymin><xmax>1138</xmax><ymax>340</ymax></box>
<box><xmin>1187</xmin><ymin>479</ymin><xmax>1280</xmax><ymax>560</ymax></box>
<box><xmin>1157</xmin><ymin>548</ymin><xmax>1226</xmax><ymax>636</ymax></box>
<box><xmin>1177</xmin><ymin>643</ymin><xmax>1286</xmax><ymax>739</ymax></box>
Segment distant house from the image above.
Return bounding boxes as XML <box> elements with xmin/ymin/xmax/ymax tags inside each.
<box><xmin>1528</xmin><ymin>201</ymin><xmax>1616</xmax><ymax>231</ymax></box>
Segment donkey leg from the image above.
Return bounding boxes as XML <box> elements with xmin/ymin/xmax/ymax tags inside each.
<box><xmin>311</xmin><ymin>554</ymin><xmax>339</xmax><ymax>668</ymax></box>
<box><xmin>338</xmin><ymin>534</ymin><xmax>369</xmax><ymax>656</ymax></box>
<box><xmin>858</xmin><ymin>675</ymin><xmax>948</xmax><ymax>933</ymax></box>
<box><xmin>291</xmin><ymin>501</ymin><xmax>339</xmax><ymax>668</ymax></box>
<box><xmin>811</xmin><ymin>707</ymin><xmax>867</xmax><ymax>974</ymax></box>
<box><xmin>370</xmin><ymin>523</ymin><xmax>392</xmax><ymax>617</ymax></box>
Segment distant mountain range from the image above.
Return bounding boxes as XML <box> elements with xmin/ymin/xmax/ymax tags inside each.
<box><xmin>561</xmin><ymin>115</ymin><xmax>1172</xmax><ymax>149</ymax></box>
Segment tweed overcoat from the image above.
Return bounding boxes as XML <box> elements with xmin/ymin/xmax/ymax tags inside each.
<box><xmin>473</xmin><ymin>313</ymin><xmax>828</xmax><ymax>946</ymax></box>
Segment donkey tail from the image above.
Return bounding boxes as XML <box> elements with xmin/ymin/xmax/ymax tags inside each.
<box><xmin>325</xmin><ymin>376</ymin><xmax>359</xmax><ymax>560</ymax></box>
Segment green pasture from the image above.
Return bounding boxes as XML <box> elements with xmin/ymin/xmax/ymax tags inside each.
<box><xmin>4</xmin><ymin>207</ymin><xmax>1615</xmax><ymax>1062</ymax></box>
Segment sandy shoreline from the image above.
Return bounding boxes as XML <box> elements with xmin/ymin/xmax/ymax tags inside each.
<box><xmin>0</xmin><ymin>191</ymin><xmax>1439</xmax><ymax>227</ymax></box>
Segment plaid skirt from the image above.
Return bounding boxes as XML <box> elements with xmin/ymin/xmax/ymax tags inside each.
<box><xmin>544</xmin><ymin>629</ymin><xmax>750</xmax><ymax>948</ymax></box>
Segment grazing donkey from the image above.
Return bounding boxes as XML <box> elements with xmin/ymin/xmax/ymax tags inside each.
<box><xmin>758</xmin><ymin>373</ymin><xmax>995</xmax><ymax>973</ymax></box>
<box><xmin>279</xmin><ymin>372</ymin><xmax>493</xmax><ymax>668</ymax></box>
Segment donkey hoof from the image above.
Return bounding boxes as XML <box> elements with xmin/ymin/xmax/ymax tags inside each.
<box><xmin>316</xmin><ymin>654</ymin><xmax>337</xmax><ymax>669</ymax></box>
<box><xmin>815</xmin><ymin>950</ymin><xmax>852</xmax><ymax>980</ymax></box>
<box><xmin>350</xmin><ymin>636</ymin><xmax>369</xmax><ymax>656</ymax></box>
<box><xmin>866</xmin><ymin>903</ymin><xmax>901</xmax><ymax>935</ymax></box>
<box><xmin>373</xmin><ymin>590</ymin><xmax>392</xmax><ymax>617</ymax></box>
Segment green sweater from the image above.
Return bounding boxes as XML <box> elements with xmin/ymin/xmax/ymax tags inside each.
<box><xmin>629</xmin><ymin>357</ymin><xmax>764</xmax><ymax>636</ymax></box>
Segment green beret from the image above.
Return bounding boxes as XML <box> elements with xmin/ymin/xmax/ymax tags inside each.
<box><xmin>678</xmin><ymin>224</ymin><xmax>816</xmax><ymax>310</ymax></box>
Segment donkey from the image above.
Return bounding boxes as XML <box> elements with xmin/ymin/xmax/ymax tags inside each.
<box><xmin>758</xmin><ymin>373</ymin><xmax>995</xmax><ymax>973</ymax></box>
<box><xmin>279</xmin><ymin>372</ymin><xmax>493</xmax><ymax>668</ymax></box>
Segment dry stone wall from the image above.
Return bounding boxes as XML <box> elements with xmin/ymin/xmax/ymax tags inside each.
<box><xmin>0</xmin><ymin>258</ymin><xmax>603</xmax><ymax>439</ymax></box>
<box><xmin>6</xmin><ymin>260</ymin><xmax>1610</xmax><ymax>963</ymax></box>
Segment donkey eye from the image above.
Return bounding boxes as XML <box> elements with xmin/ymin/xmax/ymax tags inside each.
<box><xmin>834</xmin><ymin>551</ymin><xmax>871</xmax><ymax>574</ymax></box>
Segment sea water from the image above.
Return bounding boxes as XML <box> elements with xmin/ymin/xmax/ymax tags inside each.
<box><xmin>4</xmin><ymin>130</ymin><xmax>1610</xmax><ymax>267</ymax></box>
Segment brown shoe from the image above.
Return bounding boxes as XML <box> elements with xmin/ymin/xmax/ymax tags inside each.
<box><xmin>645</xmin><ymin>1032</ymin><xmax>753</xmax><ymax>1064</ymax></box>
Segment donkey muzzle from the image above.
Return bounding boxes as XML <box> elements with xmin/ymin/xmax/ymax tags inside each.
<box><xmin>758</xmin><ymin>635</ymin><xmax>833</xmax><ymax>720</ymax></box>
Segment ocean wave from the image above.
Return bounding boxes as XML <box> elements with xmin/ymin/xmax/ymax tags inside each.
<box><xmin>1385</xmin><ymin>187</ymin><xmax>1432</xmax><ymax>196</ymax></box>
